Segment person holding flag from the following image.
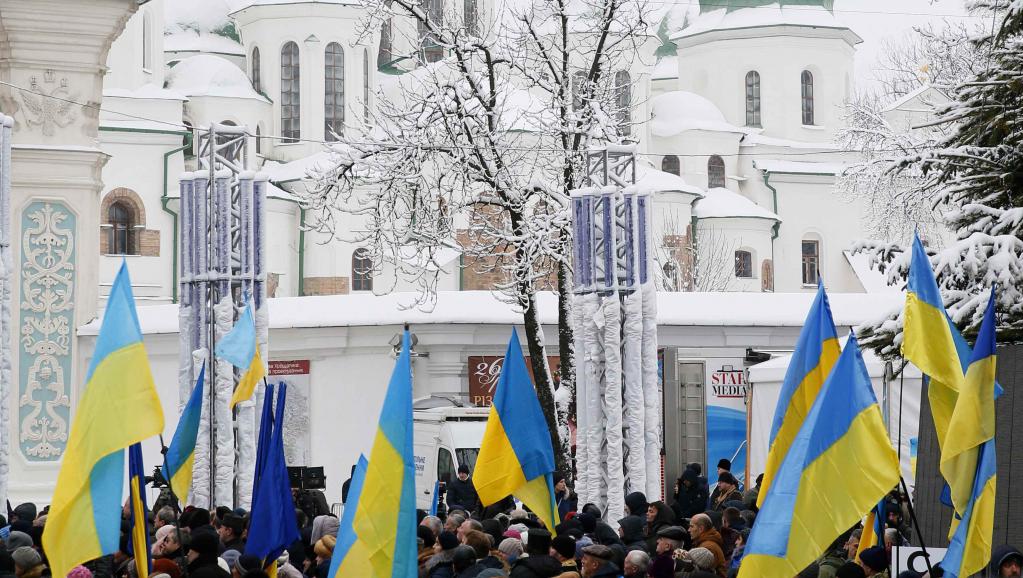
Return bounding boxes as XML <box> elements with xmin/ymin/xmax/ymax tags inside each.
<box><xmin>758</xmin><ymin>281</ymin><xmax>840</xmax><ymax>508</ymax></box>
<box><xmin>737</xmin><ymin>334</ymin><xmax>900</xmax><ymax>577</ymax></box>
<box><xmin>216</xmin><ymin>299</ymin><xmax>266</xmax><ymax>408</ymax></box>
<box><xmin>330</xmin><ymin>330</ymin><xmax>418</xmax><ymax>578</ymax></box>
<box><xmin>938</xmin><ymin>287</ymin><xmax>999</xmax><ymax>578</ymax></box>
<box><xmin>42</xmin><ymin>262</ymin><xmax>165</xmax><ymax>578</ymax></box>
<box><xmin>164</xmin><ymin>363</ymin><xmax>206</xmax><ymax>505</ymax></box>
<box><xmin>473</xmin><ymin>329</ymin><xmax>560</xmax><ymax>535</ymax></box>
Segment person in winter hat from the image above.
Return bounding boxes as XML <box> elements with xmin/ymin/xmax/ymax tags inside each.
<box><xmin>425</xmin><ymin>531</ymin><xmax>461</xmax><ymax>578</ymax></box>
<box><xmin>710</xmin><ymin>474</ymin><xmax>742</xmax><ymax>512</ymax></box>
<box><xmin>644</xmin><ymin>502</ymin><xmax>677</xmax><ymax>554</ymax></box>
<box><xmin>858</xmin><ymin>545</ymin><xmax>888</xmax><ymax>577</ymax></box>
<box><xmin>446</xmin><ymin>465</ymin><xmax>481</xmax><ymax>515</ymax></box>
<box><xmin>990</xmin><ymin>545</ymin><xmax>1022</xmax><ymax>577</ymax></box>
<box><xmin>649</xmin><ymin>527</ymin><xmax>684</xmax><ymax>578</ymax></box>
<box><xmin>623</xmin><ymin>493</ymin><xmax>647</xmax><ymax>518</ymax></box>
<box><xmin>185</xmin><ymin>532</ymin><xmax>230</xmax><ymax>578</ymax></box>
<box><xmin>497</xmin><ymin>539</ymin><xmax>523</xmax><ymax>566</ymax></box>
<box><xmin>578</xmin><ymin>545</ymin><xmax>619</xmax><ymax>578</ymax></box>
<box><xmin>10</xmin><ymin>505</ymin><xmax>35</xmax><ymax>534</ymax></box>
<box><xmin>509</xmin><ymin>529</ymin><xmax>560</xmax><ymax>578</ymax></box>
<box><xmin>615</xmin><ymin>516</ymin><xmax>646</xmax><ymax>553</ymax></box>
<box><xmin>674</xmin><ymin>469</ymin><xmax>709</xmax><ymax>522</ymax></box>
<box><xmin>550</xmin><ymin>535</ymin><xmax>579</xmax><ymax>578</ymax></box>
<box><xmin>836</xmin><ymin>562</ymin><xmax>867</xmax><ymax>578</ymax></box>
<box><xmin>4</xmin><ymin>533</ymin><xmax>31</xmax><ymax>554</ymax></box>
<box><xmin>11</xmin><ymin>547</ymin><xmax>45</xmax><ymax>578</ymax></box>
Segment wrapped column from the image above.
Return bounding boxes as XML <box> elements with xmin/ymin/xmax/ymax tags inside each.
<box><xmin>0</xmin><ymin>114</ymin><xmax>13</xmax><ymax>504</ymax></box>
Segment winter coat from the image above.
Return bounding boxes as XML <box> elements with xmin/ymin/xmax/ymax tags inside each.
<box><xmin>18</xmin><ymin>565</ymin><xmax>49</xmax><ymax>578</ymax></box>
<box><xmin>509</xmin><ymin>554</ymin><xmax>563</xmax><ymax>578</ymax></box>
<box><xmin>186</xmin><ymin>555</ymin><xmax>230</xmax><ymax>578</ymax></box>
<box><xmin>816</xmin><ymin>553</ymin><xmax>844</xmax><ymax>578</ymax></box>
<box><xmin>623</xmin><ymin>492</ymin><xmax>648</xmax><ymax>518</ymax></box>
<box><xmin>589</xmin><ymin>561</ymin><xmax>622</xmax><ymax>578</ymax></box>
<box><xmin>710</xmin><ymin>488</ymin><xmax>743</xmax><ymax>511</ymax></box>
<box><xmin>648</xmin><ymin>552</ymin><xmax>675</xmax><ymax>578</ymax></box>
<box><xmin>556</xmin><ymin>490</ymin><xmax>577</xmax><ymax>522</ymax></box>
<box><xmin>446</xmin><ymin>477</ymin><xmax>480</xmax><ymax>513</ymax></box>
<box><xmin>673</xmin><ymin>469</ymin><xmax>709</xmax><ymax>521</ymax></box>
<box><xmin>644</xmin><ymin>502</ymin><xmax>677</xmax><ymax>553</ymax></box>
<box><xmin>423</xmin><ymin>550</ymin><xmax>457</xmax><ymax>578</ymax></box>
<box><xmin>741</xmin><ymin>486</ymin><xmax>759</xmax><ymax>511</ymax></box>
<box><xmin>616</xmin><ymin>516</ymin><xmax>647</xmax><ymax>553</ymax></box>
<box><xmin>555</xmin><ymin>560</ymin><xmax>580</xmax><ymax>578</ymax></box>
<box><xmin>719</xmin><ymin>526</ymin><xmax>738</xmax><ymax>560</ymax></box>
<box><xmin>991</xmin><ymin>545</ymin><xmax>1023</xmax><ymax>574</ymax></box>
<box><xmin>278</xmin><ymin>562</ymin><xmax>304</xmax><ymax>578</ymax></box>
<box><xmin>693</xmin><ymin>528</ymin><xmax>728</xmax><ymax>578</ymax></box>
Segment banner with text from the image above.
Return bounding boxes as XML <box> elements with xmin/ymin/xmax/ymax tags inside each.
<box><xmin>467</xmin><ymin>355</ymin><xmax>561</xmax><ymax>407</ymax></box>
<box><xmin>705</xmin><ymin>361</ymin><xmax>748</xmax><ymax>485</ymax></box>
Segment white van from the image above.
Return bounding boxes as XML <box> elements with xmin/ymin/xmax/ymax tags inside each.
<box><xmin>413</xmin><ymin>396</ymin><xmax>489</xmax><ymax>511</ymax></box>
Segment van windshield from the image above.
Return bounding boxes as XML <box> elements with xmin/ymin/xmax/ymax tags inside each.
<box><xmin>456</xmin><ymin>448</ymin><xmax>479</xmax><ymax>473</ymax></box>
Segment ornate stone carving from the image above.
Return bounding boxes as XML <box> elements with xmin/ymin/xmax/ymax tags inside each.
<box><xmin>282</xmin><ymin>380</ymin><xmax>310</xmax><ymax>466</ymax></box>
<box><xmin>19</xmin><ymin>201</ymin><xmax>74</xmax><ymax>460</ymax></box>
<box><xmin>16</xmin><ymin>73</ymin><xmax>78</xmax><ymax>137</ymax></box>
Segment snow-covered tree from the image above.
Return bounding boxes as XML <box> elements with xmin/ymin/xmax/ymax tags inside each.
<box><xmin>658</xmin><ymin>213</ymin><xmax>738</xmax><ymax>292</ymax></box>
<box><xmin>304</xmin><ymin>0</ymin><xmax>652</xmax><ymax>476</ymax></box>
<box><xmin>852</xmin><ymin>1</ymin><xmax>1023</xmax><ymax>354</ymax></box>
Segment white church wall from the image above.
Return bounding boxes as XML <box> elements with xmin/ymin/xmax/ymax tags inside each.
<box><xmin>105</xmin><ymin>0</ymin><xmax>165</xmax><ymax>92</ymax></box>
<box><xmin>695</xmin><ymin>217</ymin><xmax>774</xmax><ymax>293</ymax></box>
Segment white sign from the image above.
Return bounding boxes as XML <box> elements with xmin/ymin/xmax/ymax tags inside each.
<box><xmin>893</xmin><ymin>546</ymin><xmax>947</xmax><ymax>576</ymax></box>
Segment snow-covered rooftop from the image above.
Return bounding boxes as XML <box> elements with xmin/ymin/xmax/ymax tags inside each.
<box><xmin>165</xmin><ymin>55</ymin><xmax>269</xmax><ymax>102</ymax></box>
<box><xmin>652</xmin><ymin>56</ymin><xmax>679</xmax><ymax>81</ymax></box>
<box><xmin>262</xmin><ymin>150</ymin><xmax>336</xmax><ymax>183</ymax></box>
<box><xmin>635</xmin><ymin>162</ymin><xmax>704</xmax><ymax>197</ymax></box>
<box><xmin>753</xmin><ymin>159</ymin><xmax>845</xmax><ymax>175</ymax></box>
<box><xmin>79</xmin><ymin>290</ymin><xmax>904</xmax><ymax>336</ymax></box>
<box><xmin>882</xmin><ymin>84</ymin><xmax>950</xmax><ymax>113</ymax></box>
<box><xmin>844</xmin><ymin>250</ymin><xmax>899</xmax><ymax>295</ymax></box>
<box><xmin>649</xmin><ymin>91</ymin><xmax>741</xmax><ymax>136</ymax></box>
<box><xmin>165</xmin><ymin>31</ymin><xmax>246</xmax><ymax>56</ymax></box>
<box><xmin>694</xmin><ymin>187</ymin><xmax>779</xmax><ymax>221</ymax></box>
<box><xmin>231</xmin><ymin>0</ymin><xmax>360</xmax><ymax>11</ymax></box>
<box><xmin>672</xmin><ymin>4</ymin><xmax>861</xmax><ymax>43</ymax></box>
<box><xmin>740</xmin><ymin>131</ymin><xmax>841</xmax><ymax>150</ymax></box>
<box><xmin>104</xmin><ymin>84</ymin><xmax>188</xmax><ymax>101</ymax></box>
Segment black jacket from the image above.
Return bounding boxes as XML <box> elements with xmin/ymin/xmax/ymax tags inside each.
<box><xmin>591</xmin><ymin>562</ymin><xmax>623</xmax><ymax>577</ymax></box>
<box><xmin>509</xmin><ymin>555</ymin><xmax>563</xmax><ymax>578</ymax></box>
<box><xmin>186</xmin><ymin>555</ymin><xmax>230</xmax><ymax>578</ymax></box>
<box><xmin>446</xmin><ymin>477</ymin><xmax>480</xmax><ymax>513</ymax></box>
<box><xmin>673</xmin><ymin>469</ymin><xmax>709</xmax><ymax>521</ymax></box>
<box><xmin>617</xmin><ymin>515</ymin><xmax>647</xmax><ymax>553</ymax></box>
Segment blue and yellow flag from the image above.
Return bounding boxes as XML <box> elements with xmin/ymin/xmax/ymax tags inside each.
<box><xmin>216</xmin><ymin>300</ymin><xmax>266</xmax><ymax>408</ymax></box>
<box><xmin>42</xmin><ymin>262</ymin><xmax>165</xmax><ymax>578</ymax></box>
<box><xmin>758</xmin><ymin>282</ymin><xmax>840</xmax><ymax>508</ymax></box>
<box><xmin>333</xmin><ymin>331</ymin><xmax>418</xmax><ymax>578</ymax></box>
<box><xmin>246</xmin><ymin>383</ymin><xmax>301</xmax><ymax>565</ymax></box>
<box><xmin>164</xmin><ymin>363</ymin><xmax>205</xmax><ymax>504</ymax></box>
<box><xmin>856</xmin><ymin>499</ymin><xmax>886</xmax><ymax>562</ymax></box>
<box><xmin>474</xmin><ymin>329</ymin><xmax>560</xmax><ymax>534</ymax></box>
<box><xmin>128</xmin><ymin>443</ymin><xmax>152</xmax><ymax>578</ymax></box>
<box><xmin>330</xmin><ymin>454</ymin><xmax>368</xmax><ymax>578</ymax></box>
<box><xmin>252</xmin><ymin>381</ymin><xmax>277</xmax><ymax>506</ymax></box>
<box><xmin>938</xmin><ymin>288</ymin><xmax>998</xmax><ymax>578</ymax></box>
<box><xmin>738</xmin><ymin>334</ymin><xmax>900</xmax><ymax>577</ymax></box>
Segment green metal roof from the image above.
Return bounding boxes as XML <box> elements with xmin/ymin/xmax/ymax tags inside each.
<box><xmin>699</xmin><ymin>0</ymin><xmax>833</xmax><ymax>13</ymax></box>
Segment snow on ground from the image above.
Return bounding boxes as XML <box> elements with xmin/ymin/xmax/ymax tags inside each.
<box><xmin>694</xmin><ymin>187</ymin><xmax>779</xmax><ymax>221</ymax></box>
<box><xmin>81</xmin><ymin>290</ymin><xmax>903</xmax><ymax>335</ymax></box>
<box><xmin>649</xmin><ymin>91</ymin><xmax>741</xmax><ymax>136</ymax></box>
<box><xmin>165</xmin><ymin>55</ymin><xmax>268</xmax><ymax>101</ymax></box>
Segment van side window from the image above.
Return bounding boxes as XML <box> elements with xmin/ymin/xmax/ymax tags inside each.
<box><xmin>438</xmin><ymin>447</ymin><xmax>455</xmax><ymax>483</ymax></box>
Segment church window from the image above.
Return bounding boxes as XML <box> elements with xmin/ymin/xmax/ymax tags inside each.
<box><xmin>735</xmin><ymin>250</ymin><xmax>752</xmax><ymax>278</ymax></box>
<box><xmin>419</xmin><ymin>0</ymin><xmax>444</xmax><ymax>63</ymax></box>
<box><xmin>802</xmin><ymin>239</ymin><xmax>819</xmax><ymax>285</ymax></box>
<box><xmin>143</xmin><ymin>11</ymin><xmax>153</xmax><ymax>71</ymax></box>
<box><xmin>255</xmin><ymin>125</ymin><xmax>262</xmax><ymax>155</ymax></box>
<box><xmin>325</xmin><ymin>43</ymin><xmax>345</xmax><ymax>141</ymax></box>
<box><xmin>615</xmin><ymin>70</ymin><xmax>631</xmax><ymax>137</ymax></box>
<box><xmin>464</xmin><ymin>0</ymin><xmax>479</xmax><ymax>36</ymax></box>
<box><xmin>252</xmin><ymin>46</ymin><xmax>262</xmax><ymax>94</ymax></box>
<box><xmin>707</xmin><ymin>155</ymin><xmax>725</xmax><ymax>189</ymax></box>
<box><xmin>281</xmin><ymin>41</ymin><xmax>301</xmax><ymax>142</ymax></box>
<box><xmin>745</xmin><ymin>71</ymin><xmax>761</xmax><ymax>127</ymax></box>
<box><xmin>801</xmin><ymin>70</ymin><xmax>814</xmax><ymax>126</ymax></box>
<box><xmin>352</xmin><ymin>248</ymin><xmax>374</xmax><ymax>291</ymax></box>
<box><xmin>661</xmin><ymin>155</ymin><xmax>680</xmax><ymax>176</ymax></box>
<box><xmin>379</xmin><ymin>10</ymin><xmax>393</xmax><ymax>65</ymax></box>
<box><xmin>108</xmin><ymin>202</ymin><xmax>136</xmax><ymax>256</ymax></box>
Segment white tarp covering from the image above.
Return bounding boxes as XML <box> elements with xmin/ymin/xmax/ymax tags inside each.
<box><xmin>747</xmin><ymin>340</ymin><xmax>922</xmax><ymax>493</ymax></box>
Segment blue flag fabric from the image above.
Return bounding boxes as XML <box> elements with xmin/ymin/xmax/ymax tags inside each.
<box><xmin>252</xmin><ymin>383</ymin><xmax>276</xmax><ymax>506</ymax></box>
<box><xmin>245</xmin><ymin>384</ymin><xmax>300</xmax><ymax>562</ymax></box>
<box><xmin>128</xmin><ymin>443</ymin><xmax>152</xmax><ymax>578</ymax></box>
<box><xmin>329</xmin><ymin>454</ymin><xmax>369</xmax><ymax>577</ymax></box>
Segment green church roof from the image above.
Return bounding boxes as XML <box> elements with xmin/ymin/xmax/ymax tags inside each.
<box><xmin>699</xmin><ymin>0</ymin><xmax>834</xmax><ymax>13</ymax></box>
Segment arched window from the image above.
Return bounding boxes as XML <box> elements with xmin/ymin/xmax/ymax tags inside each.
<box><xmin>801</xmin><ymin>70</ymin><xmax>814</xmax><ymax>126</ymax></box>
<box><xmin>364</xmin><ymin>48</ymin><xmax>371</xmax><ymax>124</ymax></box>
<box><xmin>379</xmin><ymin>15</ymin><xmax>392</xmax><ymax>65</ymax></box>
<box><xmin>419</xmin><ymin>0</ymin><xmax>444</xmax><ymax>63</ymax></box>
<box><xmin>255</xmin><ymin>125</ymin><xmax>262</xmax><ymax>155</ymax></box>
<box><xmin>251</xmin><ymin>46</ymin><xmax>262</xmax><ymax>94</ymax></box>
<box><xmin>572</xmin><ymin>70</ymin><xmax>587</xmax><ymax>111</ymax></box>
<box><xmin>734</xmin><ymin>250</ymin><xmax>753</xmax><ymax>278</ymax></box>
<box><xmin>745</xmin><ymin>71</ymin><xmax>760</xmax><ymax>127</ymax></box>
<box><xmin>707</xmin><ymin>155</ymin><xmax>725</xmax><ymax>188</ymax></box>
<box><xmin>352</xmin><ymin>248</ymin><xmax>373</xmax><ymax>291</ymax></box>
<box><xmin>761</xmin><ymin>259</ymin><xmax>774</xmax><ymax>292</ymax></box>
<box><xmin>661</xmin><ymin>155</ymin><xmax>680</xmax><ymax>176</ymax></box>
<box><xmin>325</xmin><ymin>42</ymin><xmax>345</xmax><ymax>141</ymax></box>
<box><xmin>142</xmin><ymin>11</ymin><xmax>153</xmax><ymax>71</ymax></box>
<box><xmin>614</xmin><ymin>70</ymin><xmax>631</xmax><ymax>137</ymax></box>
<box><xmin>464</xmin><ymin>0</ymin><xmax>479</xmax><ymax>36</ymax></box>
<box><xmin>801</xmin><ymin>238</ymin><xmax>820</xmax><ymax>285</ymax></box>
<box><xmin>281</xmin><ymin>41</ymin><xmax>301</xmax><ymax>142</ymax></box>
<box><xmin>108</xmin><ymin>202</ymin><xmax>136</xmax><ymax>255</ymax></box>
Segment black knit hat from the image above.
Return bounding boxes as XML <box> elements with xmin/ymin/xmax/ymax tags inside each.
<box><xmin>717</xmin><ymin>459</ymin><xmax>731</xmax><ymax>471</ymax></box>
<box><xmin>859</xmin><ymin>545</ymin><xmax>888</xmax><ymax>572</ymax></box>
<box><xmin>438</xmin><ymin>531</ymin><xmax>459</xmax><ymax>551</ymax></box>
<box><xmin>551</xmin><ymin>535</ymin><xmax>576</xmax><ymax>559</ymax></box>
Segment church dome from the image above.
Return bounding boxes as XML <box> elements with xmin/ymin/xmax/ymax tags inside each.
<box><xmin>166</xmin><ymin>54</ymin><xmax>269</xmax><ymax>101</ymax></box>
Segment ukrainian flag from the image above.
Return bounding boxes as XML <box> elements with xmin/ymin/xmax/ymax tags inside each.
<box><xmin>758</xmin><ymin>281</ymin><xmax>840</xmax><ymax>508</ymax></box>
<box><xmin>128</xmin><ymin>443</ymin><xmax>152</xmax><ymax>578</ymax></box>
<box><xmin>330</xmin><ymin>454</ymin><xmax>368</xmax><ymax>578</ymax></box>
<box><xmin>738</xmin><ymin>334</ymin><xmax>900</xmax><ymax>578</ymax></box>
<box><xmin>855</xmin><ymin>499</ymin><xmax>886</xmax><ymax>562</ymax></box>
<box><xmin>938</xmin><ymin>288</ymin><xmax>998</xmax><ymax>578</ymax></box>
<box><xmin>164</xmin><ymin>363</ymin><xmax>205</xmax><ymax>504</ymax></box>
<box><xmin>333</xmin><ymin>331</ymin><xmax>417</xmax><ymax>578</ymax></box>
<box><xmin>216</xmin><ymin>300</ymin><xmax>266</xmax><ymax>409</ymax></box>
<box><xmin>473</xmin><ymin>329</ymin><xmax>560</xmax><ymax>534</ymax></box>
<box><xmin>42</xmin><ymin>262</ymin><xmax>165</xmax><ymax>578</ymax></box>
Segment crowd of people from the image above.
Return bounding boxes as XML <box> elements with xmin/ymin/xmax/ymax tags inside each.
<box><xmin>0</xmin><ymin>459</ymin><xmax>1019</xmax><ymax>578</ymax></box>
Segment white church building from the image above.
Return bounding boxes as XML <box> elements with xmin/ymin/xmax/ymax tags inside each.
<box><xmin>2</xmin><ymin>0</ymin><xmax>930</xmax><ymax>506</ymax></box>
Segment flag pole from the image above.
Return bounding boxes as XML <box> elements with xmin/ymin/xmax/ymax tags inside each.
<box><xmin>159</xmin><ymin>434</ymin><xmax>191</xmax><ymax>578</ymax></box>
<box><xmin>899</xmin><ymin>475</ymin><xmax>933</xmax><ymax>575</ymax></box>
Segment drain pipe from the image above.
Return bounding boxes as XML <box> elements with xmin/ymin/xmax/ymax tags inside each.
<box><xmin>762</xmin><ymin>170</ymin><xmax>779</xmax><ymax>286</ymax></box>
<box><xmin>160</xmin><ymin>132</ymin><xmax>194</xmax><ymax>303</ymax></box>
